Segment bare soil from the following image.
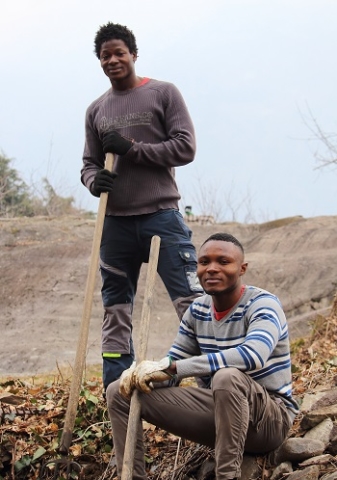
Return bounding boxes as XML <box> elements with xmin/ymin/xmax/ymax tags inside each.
<box><xmin>1</xmin><ymin>214</ymin><xmax>336</xmax><ymax>377</ymax></box>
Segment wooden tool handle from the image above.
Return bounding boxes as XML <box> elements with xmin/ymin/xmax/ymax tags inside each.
<box><xmin>121</xmin><ymin>235</ymin><xmax>161</xmax><ymax>480</ymax></box>
<box><xmin>59</xmin><ymin>153</ymin><xmax>114</xmax><ymax>453</ymax></box>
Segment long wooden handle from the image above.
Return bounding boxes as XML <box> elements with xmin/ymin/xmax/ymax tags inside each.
<box><xmin>59</xmin><ymin>153</ymin><xmax>114</xmax><ymax>453</ymax></box>
<box><xmin>121</xmin><ymin>235</ymin><xmax>161</xmax><ymax>480</ymax></box>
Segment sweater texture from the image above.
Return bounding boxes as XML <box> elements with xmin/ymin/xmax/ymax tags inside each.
<box><xmin>168</xmin><ymin>286</ymin><xmax>299</xmax><ymax>416</ymax></box>
<box><xmin>81</xmin><ymin>79</ymin><xmax>196</xmax><ymax>215</ymax></box>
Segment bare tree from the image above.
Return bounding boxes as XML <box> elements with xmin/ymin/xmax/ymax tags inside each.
<box><xmin>301</xmin><ymin>106</ymin><xmax>337</xmax><ymax>169</ymax></box>
<box><xmin>179</xmin><ymin>173</ymin><xmax>258</xmax><ymax>223</ymax></box>
<box><xmin>222</xmin><ymin>180</ymin><xmax>257</xmax><ymax>224</ymax></box>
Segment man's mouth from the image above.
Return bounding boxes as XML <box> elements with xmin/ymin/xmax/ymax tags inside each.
<box><xmin>108</xmin><ymin>68</ymin><xmax>122</xmax><ymax>74</ymax></box>
<box><xmin>204</xmin><ymin>278</ymin><xmax>221</xmax><ymax>285</ymax></box>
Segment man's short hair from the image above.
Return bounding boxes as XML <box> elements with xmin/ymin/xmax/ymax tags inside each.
<box><xmin>201</xmin><ymin>233</ymin><xmax>244</xmax><ymax>254</ymax></box>
<box><xmin>94</xmin><ymin>22</ymin><xmax>138</xmax><ymax>58</ymax></box>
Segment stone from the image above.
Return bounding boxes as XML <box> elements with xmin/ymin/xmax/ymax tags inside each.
<box><xmin>301</xmin><ymin>405</ymin><xmax>337</xmax><ymax>429</ymax></box>
<box><xmin>287</xmin><ymin>465</ymin><xmax>320</xmax><ymax>479</ymax></box>
<box><xmin>320</xmin><ymin>472</ymin><xmax>337</xmax><ymax>480</ymax></box>
<box><xmin>196</xmin><ymin>458</ymin><xmax>215</xmax><ymax>479</ymax></box>
<box><xmin>272</xmin><ymin>438</ymin><xmax>325</xmax><ymax>464</ymax></box>
<box><xmin>298</xmin><ymin>454</ymin><xmax>337</xmax><ymax>473</ymax></box>
<box><xmin>304</xmin><ymin>418</ymin><xmax>334</xmax><ymax>448</ymax></box>
<box><xmin>300</xmin><ymin>390</ymin><xmax>334</xmax><ymax>413</ymax></box>
<box><xmin>327</xmin><ymin>433</ymin><xmax>337</xmax><ymax>455</ymax></box>
<box><xmin>240</xmin><ymin>454</ymin><xmax>260</xmax><ymax>480</ymax></box>
<box><xmin>270</xmin><ymin>461</ymin><xmax>293</xmax><ymax>480</ymax></box>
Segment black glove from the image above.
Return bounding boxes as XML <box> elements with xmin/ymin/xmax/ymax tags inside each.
<box><xmin>102</xmin><ymin>130</ymin><xmax>133</xmax><ymax>155</ymax></box>
<box><xmin>90</xmin><ymin>169</ymin><xmax>118</xmax><ymax>197</ymax></box>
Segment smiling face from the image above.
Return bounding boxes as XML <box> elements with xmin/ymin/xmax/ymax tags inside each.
<box><xmin>197</xmin><ymin>240</ymin><xmax>248</xmax><ymax>309</ymax></box>
<box><xmin>99</xmin><ymin>39</ymin><xmax>137</xmax><ymax>90</ymax></box>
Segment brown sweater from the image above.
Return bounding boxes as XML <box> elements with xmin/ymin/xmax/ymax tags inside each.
<box><xmin>81</xmin><ymin>79</ymin><xmax>196</xmax><ymax>216</ymax></box>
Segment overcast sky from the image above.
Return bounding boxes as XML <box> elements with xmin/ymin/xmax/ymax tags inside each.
<box><xmin>1</xmin><ymin>0</ymin><xmax>336</xmax><ymax>222</ymax></box>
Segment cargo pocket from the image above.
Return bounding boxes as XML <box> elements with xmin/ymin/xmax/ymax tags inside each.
<box><xmin>179</xmin><ymin>248</ymin><xmax>203</xmax><ymax>292</ymax></box>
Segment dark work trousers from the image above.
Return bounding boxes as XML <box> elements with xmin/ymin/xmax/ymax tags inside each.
<box><xmin>107</xmin><ymin>368</ymin><xmax>293</xmax><ymax>480</ymax></box>
<box><xmin>100</xmin><ymin>209</ymin><xmax>203</xmax><ymax>390</ymax></box>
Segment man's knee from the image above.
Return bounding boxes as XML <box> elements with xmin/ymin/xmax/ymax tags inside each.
<box><xmin>106</xmin><ymin>379</ymin><xmax>121</xmax><ymax>407</ymax></box>
<box><xmin>101</xmin><ymin>265</ymin><xmax>132</xmax><ymax>305</ymax></box>
<box><xmin>212</xmin><ymin>367</ymin><xmax>248</xmax><ymax>395</ymax></box>
<box><xmin>103</xmin><ymin>354</ymin><xmax>134</xmax><ymax>391</ymax></box>
<box><xmin>173</xmin><ymin>293</ymin><xmax>203</xmax><ymax>320</ymax></box>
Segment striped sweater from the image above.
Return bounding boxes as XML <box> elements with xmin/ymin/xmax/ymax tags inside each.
<box><xmin>81</xmin><ymin>78</ymin><xmax>196</xmax><ymax>216</ymax></box>
<box><xmin>168</xmin><ymin>286</ymin><xmax>299</xmax><ymax>415</ymax></box>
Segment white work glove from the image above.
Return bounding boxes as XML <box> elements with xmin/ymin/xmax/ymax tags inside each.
<box><xmin>119</xmin><ymin>362</ymin><xmax>136</xmax><ymax>400</ymax></box>
<box><xmin>133</xmin><ymin>357</ymin><xmax>174</xmax><ymax>394</ymax></box>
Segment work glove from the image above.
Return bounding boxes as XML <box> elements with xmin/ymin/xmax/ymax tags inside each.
<box><xmin>133</xmin><ymin>357</ymin><xmax>174</xmax><ymax>394</ymax></box>
<box><xmin>102</xmin><ymin>130</ymin><xmax>133</xmax><ymax>155</ymax></box>
<box><xmin>90</xmin><ymin>169</ymin><xmax>118</xmax><ymax>197</ymax></box>
<box><xmin>119</xmin><ymin>362</ymin><xmax>136</xmax><ymax>400</ymax></box>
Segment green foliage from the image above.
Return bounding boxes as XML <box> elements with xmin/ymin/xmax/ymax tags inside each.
<box><xmin>290</xmin><ymin>337</ymin><xmax>305</xmax><ymax>355</ymax></box>
<box><xmin>0</xmin><ymin>376</ymin><xmax>112</xmax><ymax>479</ymax></box>
<box><xmin>0</xmin><ymin>153</ymin><xmax>35</xmax><ymax>217</ymax></box>
<box><xmin>0</xmin><ymin>152</ymin><xmax>80</xmax><ymax>218</ymax></box>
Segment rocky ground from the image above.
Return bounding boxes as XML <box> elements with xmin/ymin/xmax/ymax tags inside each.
<box><xmin>0</xmin><ymin>296</ymin><xmax>336</xmax><ymax>479</ymax></box>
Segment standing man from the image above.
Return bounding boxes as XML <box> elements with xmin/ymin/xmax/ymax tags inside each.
<box><xmin>107</xmin><ymin>233</ymin><xmax>299</xmax><ymax>480</ymax></box>
<box><xmin>81</xmin><ymin>22</ymin><xmax>203</xmax><ymax>391</ymax></box>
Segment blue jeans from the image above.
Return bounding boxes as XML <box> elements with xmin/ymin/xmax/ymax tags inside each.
<box><xmin>100</xmin><ymin>209</ymin><xmax>203</xmax><ymax>389</ymax></box>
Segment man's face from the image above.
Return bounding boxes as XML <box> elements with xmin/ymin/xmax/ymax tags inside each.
<box><xmin>99</xmin><ymin>39</ymin><xmax>136</xmax><ymax>83</ymax></box>
<box><xmin>197</xmin><ymin>240</ymin><xmax>247</xmax><ymax>296</ymax></box>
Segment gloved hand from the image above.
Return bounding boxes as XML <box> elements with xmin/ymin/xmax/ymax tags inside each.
<box><xmin>133</xmin><ymin>357</ymin><xmax>174</xmax><ymax>394</ymax></box>
<box><xmin>119</xmin><ymin>362</ymin><xmax>136</xmax><ymax>400</ymax></box>
<box><xmin>102</xmin><ymin>130</ymin><xmax>133</xmax><ymax>155</ymax></box>
<box><xmin>90</xmin><ymin>169</ymin><xmax>118</xmax><ymax>197</ymax></box>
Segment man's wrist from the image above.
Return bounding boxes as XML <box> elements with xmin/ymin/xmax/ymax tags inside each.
<box><xmin>166</xmin><ymin>361</ymin><xmax>177</xmax><ymax>376</ymax></box>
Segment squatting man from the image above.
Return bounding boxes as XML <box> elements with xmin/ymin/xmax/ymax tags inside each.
<box><xmin>107</xmin><ymin>232</ymin><xmax>299</xmax><ymax>480</ymax></box>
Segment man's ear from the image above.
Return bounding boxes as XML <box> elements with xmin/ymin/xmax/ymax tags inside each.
<box><xmin>240</xmin><ymin>262</ymin><xmax>248</xmax><ymax>276</ymax></box>
<box><xmin>132</xmin><ymin>53</ymin><xmax>137</xmax><ymax>62</ymax></box>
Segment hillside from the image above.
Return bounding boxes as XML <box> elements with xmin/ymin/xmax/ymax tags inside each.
<box><xmin>1</xmin><ymin>214</ymin><xmax>337</xmax><ymax>377</ymax></box>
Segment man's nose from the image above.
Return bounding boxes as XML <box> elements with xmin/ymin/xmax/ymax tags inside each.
<box><xmin>108</xmin><ymin>55</ymin><xmax>118</xmax><ymax>64</ymax></box>
<box><xmin>207</xmin><ymin>262</ymin><xmax>219</xmax><ymax>271</ymax></box>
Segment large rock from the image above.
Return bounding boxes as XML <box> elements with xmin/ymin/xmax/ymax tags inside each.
<box><xmin>272</xmin><ymin>438</ymin><xmax>325</xmax><ymax>464</ymax></box>
<box><xmin>304</xmin><ymin>418</ymin><xmax>334</xmax><ymax>448</ymax></box>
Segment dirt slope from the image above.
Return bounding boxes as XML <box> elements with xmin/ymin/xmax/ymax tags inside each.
<box><xmin>1</xmin><ymin>214</ymin><xmax>336</xmax><ymax>377</ymax></box>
